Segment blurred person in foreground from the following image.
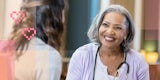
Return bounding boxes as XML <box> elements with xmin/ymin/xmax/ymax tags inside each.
<box><xmin>10</xmin><ymin>0</ymin><xmax>64</xmax><ymax>79</ymax></box>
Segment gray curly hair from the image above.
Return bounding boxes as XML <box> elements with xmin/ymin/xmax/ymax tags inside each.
<box><xmin>87</xmin><ymin>5</ymin><xmax>135</xmax><ymax>53</ymax></box>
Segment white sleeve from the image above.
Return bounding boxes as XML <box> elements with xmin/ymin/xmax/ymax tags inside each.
<box><xmin>35</xmin><ymin>49</ymin><xmax>62</xmax><ymax>80</ymax></box>
<box><xmin>49</xmin><ymin>51</ymin><xmax>62</xmax><ymax>80</ymax></box>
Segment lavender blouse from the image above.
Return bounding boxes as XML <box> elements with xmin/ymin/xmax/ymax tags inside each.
<box><xmin>66</xmin><ymin>43</ymin><xmax>149</xmax><ymax>80</ymax></box>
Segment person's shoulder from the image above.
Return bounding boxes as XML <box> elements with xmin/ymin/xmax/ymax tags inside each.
<box><xmin>76</xmin><ymin>42</ymin><xmax>98</xmax><ymax>51</ymax></box>
<box><xmin>127</xmin><ymin>49</ymin><xmax>149</xmax><ymax>79</ymax></box>
<box><xmin>128</xmin><ymin>49</ymin><xmax>148</xmax><ymax>66</ymax></box>
<box><xmin>128</xmin><ymin>49</ymin><xmax>145</xmax><ymax>61</ymax></box>
<box><xmin>128</xmin><ymin>49</ymin><xmax>143</xmax><ymax>58</ymax></box>
<box><xmin>31</xmin><ymin>37</ymin><xmax>61</xmax><ymax>59</ymax></box>
<box><xmin>71</xmin><ymin>42</ymin><xmax>98</xmax><ymax>59</ymax></box>
<box><xmin>48</xmin><ymin>46</ymin><xmax>61</xmax><ymax>59</ymax></box>
<box><xmin>45</xmin><ymin>43</ymin><xmax>62</xmax><ymax>61</ymax></box>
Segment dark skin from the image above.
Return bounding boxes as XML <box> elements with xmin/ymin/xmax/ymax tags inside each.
<box><xmin>98</xmin><ymin>12</ymin><xmax>128</xmax><ymax>77</ymax></box>
<box><xmin>99</xmin><ymin>46</ymin><xmax>124</xmax><ymax>76</ymax></box>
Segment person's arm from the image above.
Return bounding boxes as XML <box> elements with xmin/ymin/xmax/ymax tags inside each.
<box><xmin>35</xmin><ymin>50</ymin><xmax>62</xmax><ymax>80</ymax></box>
<box><xmin>49</xmin><ymin>51</ymin><xmax>62</xmax><ymax>80</ymax></box>
<box><xmin>137</xmin><ymin>56</ymin><xmax>150</xmax><ymax>80</ymax></box>
<box><xmin>66</xmin><ymin>49</ymin><xmax>86</xmax><ymax>80</ymax></box>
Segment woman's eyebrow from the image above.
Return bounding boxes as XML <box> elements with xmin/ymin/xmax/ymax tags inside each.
<box><xmin>102</xmin><ymin>21</ymin><xmax>110</xmax><ymax>24</ymax></box>
<box><xmin>114</xmin><ymin>24</ymin><xmax>123</xmax><ymax>26</ymax></box>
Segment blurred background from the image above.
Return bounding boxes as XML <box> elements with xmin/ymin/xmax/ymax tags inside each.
<box><xmin>0</xmin><ymin>0</ymin><xmax>160</xmax><ymax>79</ymax></box>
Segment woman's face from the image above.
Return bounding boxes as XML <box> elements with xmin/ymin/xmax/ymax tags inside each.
<box><xmin>98</xmin><ymin>12</ymin><xmax>128</xmax><ymax>49</ymax></box>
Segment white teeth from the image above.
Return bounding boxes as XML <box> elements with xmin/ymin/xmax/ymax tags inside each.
<box><xmin>105</xmin><ymin>36</ymin><xmax>114</xmax><ymax>41</ymax></box>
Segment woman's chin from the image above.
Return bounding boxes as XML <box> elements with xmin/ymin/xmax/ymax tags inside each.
<box><xmin>102</xmin><ymin>43</ymin><xmax>115</xmax><ymax>48</ymax></box>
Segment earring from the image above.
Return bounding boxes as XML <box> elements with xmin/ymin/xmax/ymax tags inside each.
<box><xmin>124</xmin><ymin>36</ymin><xmax>127</xmax><ymax>40</ymax></box>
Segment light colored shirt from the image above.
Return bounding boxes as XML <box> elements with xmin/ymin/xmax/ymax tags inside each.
<box><xmin>15</xmin><ymin>37</ymin><xmax>62</xmax><ymax>80</ymax></box>
<box><xmin>66</xmin><ymin>43</ymin><xmax>149</xmax><ymax>80</ymax></box>
<box><xmin>94</xmin><ymin>52</ymin><xmax>118</xmax><ymax>80</ymax></box>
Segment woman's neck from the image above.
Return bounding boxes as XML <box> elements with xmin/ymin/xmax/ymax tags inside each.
<box><xmin>100</xmin><ymin>46</ymin><xmax>123</xmax><ymax>57</ymax></box>
<box><xmin>99</xmin><ymin>46</ymin><xmax>124</xmax><ymax>76</ymax></box>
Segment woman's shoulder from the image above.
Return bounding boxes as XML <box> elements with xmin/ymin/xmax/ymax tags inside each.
<box><xmin>29</xmin><ymin>38</ymin><xmax>62</xmax><ymax>80</ymax></box>
<box><xmin>29</xmin><ymin>37</ymin><xmax>61</xmax><ymax>59</ymax></box>
<box><xmin>128</xmin><ymin>49</ymin><xmax>144</xmax><ymax>59</ymax></box>
<box><xmin>32</xmin><ymin>37</ymin><xmax>62</xmax><ymax>66</ymax></box>
<box><xmin>77</xmin><ymin>42</ymin><xmax>98</xmax><ymax>50</ymax></box>
<box><xmin>70</xmin><ymin>43</ymin><xmax>98</xmax><ymax>61</ymax></box>
<box><xmin>73</xmin><ymin>43</ymin><xmax>98</xmax><ymax>55</ymax></box>
<box><xmin>128</xmin><ymin>49</ymin><xmax>149</xmax><ymax>79</ymax></box>
<box><xmin>128</xmin><ymin>49</ymin><xmax>144</xmax><ymax>60</ymax></box>
<box><xmin>127</xmin><ymin>49</ymin><xmax>148</xmax><ymax>67</ymax></box>
<box><xmin>40</xmin><ymin>41</ymin><xmax>61</xmax><ymax>59</ymax></box>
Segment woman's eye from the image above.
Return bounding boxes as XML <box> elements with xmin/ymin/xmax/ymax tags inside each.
<box><xmin>115</xmin><ymin>26</ymin><xmax>122</xmax><ymax>30</ymax></box>
<box><xmin>102</xmin><ymin>23</ymin><xmax>108</xmax><ymax>27</ymax></box>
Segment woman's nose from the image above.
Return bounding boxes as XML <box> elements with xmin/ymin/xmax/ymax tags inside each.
<box><xmin>106</xmin><ymin>27</ymin><xmax>115</xmax><ymax>35</ymax></box>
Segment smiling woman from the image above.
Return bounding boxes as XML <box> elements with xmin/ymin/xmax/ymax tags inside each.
<box><xmin>98</xmin><ymin>12</ymin><xmax>128</xmax><ymax>50</ymax></box>
<box><xmin>66</xmin><ymin>5</ymin><xmax>149</xmax><ymax>80</ymax></box>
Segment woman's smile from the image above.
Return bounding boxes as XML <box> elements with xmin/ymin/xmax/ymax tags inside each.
<box><xmin>104</xmin><ymin>35</ymin><xmax>115</xmax><ymax>42</ymax></box>
<box><xmin>98</xmin><ymin>12</ymin><xmax>127</xmax><ymax>48</ymax></box>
